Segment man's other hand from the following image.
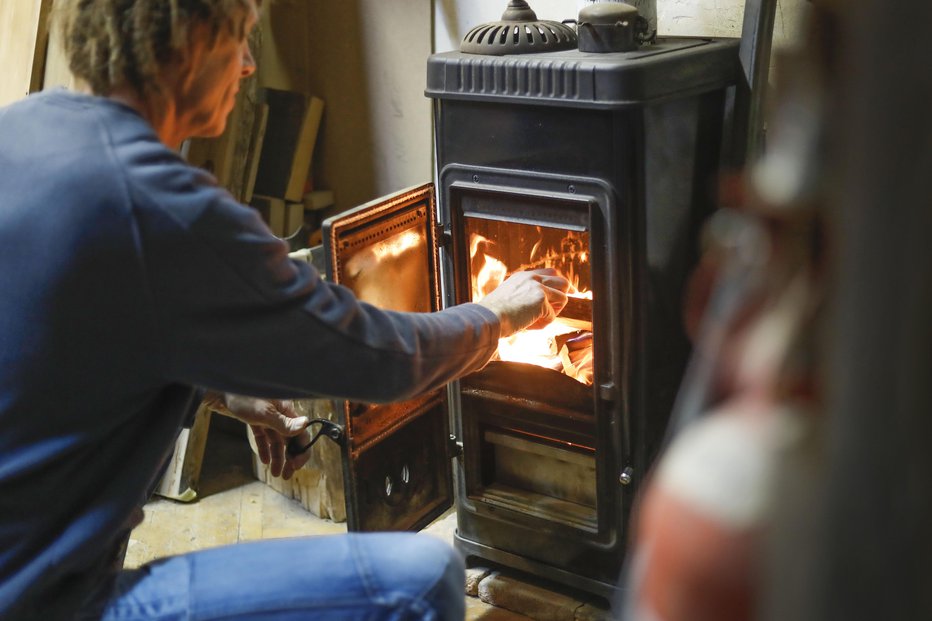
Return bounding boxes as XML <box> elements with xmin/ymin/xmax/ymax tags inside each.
<box><xmin>211</xmin><ymin>394</ymin><xmax>311</xmax><ymax>480</ymax></box>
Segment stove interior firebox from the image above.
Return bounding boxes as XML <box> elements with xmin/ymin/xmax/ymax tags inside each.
<box><xmin>318</xmin><ymin>1</ymin><xmax>741</xmax><ymax>601</ymax></box>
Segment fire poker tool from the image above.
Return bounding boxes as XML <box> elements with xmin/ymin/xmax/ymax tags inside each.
<box><xmin>286</xmin><ymin>418</ymin><xmax>344</xmax><ymax>457</ymax></box>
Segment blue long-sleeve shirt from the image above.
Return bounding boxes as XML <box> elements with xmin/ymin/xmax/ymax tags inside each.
<box><xmin>0</xmin><ymin>89</ymin><xmax>499</xmax><ymax>619</ymax></box>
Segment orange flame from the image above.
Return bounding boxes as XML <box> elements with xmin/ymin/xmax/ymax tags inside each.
<box><xmin>469</xmin><ymin>232</ymin><xmax>594</xmax><ymax>385</ymax></box>
<box><xmin>476</xmin><ymin>253</ymin><xmax>507</xmax><ymax>299</ymax></box>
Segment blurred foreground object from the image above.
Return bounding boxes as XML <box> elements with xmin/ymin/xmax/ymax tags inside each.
<box><xmin>621</xmin><ymin>1</ymin><xmax>827</xmax><ymax>618</ymax></box>
<box><xmin>623</xmin><ymin>0</ymin><xmax>932</xmax><ymax>618</ymax></box>
<box><xmin>764</xmin><ymin>1</ymin><xmax>932</xmax><ymax>619</ymax></box>
<box><xmin>624</xmin><ymin>168</ymin><xmax>822</xmax><ymax>621</ymax></box>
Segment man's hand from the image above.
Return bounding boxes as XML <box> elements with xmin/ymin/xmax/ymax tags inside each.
<box><xmin>206</xmin><ymin>393</ymin><xmax>311</xmax><ymax>480</ymax></box>
<box><xmin>477</xmin><ymin>268</ymin><xmax>570</xmax><ymax>337</ymax></box>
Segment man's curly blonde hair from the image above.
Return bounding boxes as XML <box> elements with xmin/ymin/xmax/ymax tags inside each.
<box><xmin>53</xmin><ymin>0</ymin><xmax>257</xmax><ymax>99</ymax></box>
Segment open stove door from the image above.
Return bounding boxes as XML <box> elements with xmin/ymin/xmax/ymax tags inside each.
<box><xmin>322</xmin><ymin>183</ymin><xmax>454</xmax><ymax>532</ymax></box>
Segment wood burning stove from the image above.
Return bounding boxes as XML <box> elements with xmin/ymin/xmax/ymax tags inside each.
<box><xmin>315</xmin><ymin>5</ymin><xmax>741</xmax><ymax>600</ymax></box>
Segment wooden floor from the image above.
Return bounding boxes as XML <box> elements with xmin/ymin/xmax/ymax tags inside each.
<box><xmin>126</xmin><ymin>418</ymin><xmax>530</xmax><ymax>620</ymax></box>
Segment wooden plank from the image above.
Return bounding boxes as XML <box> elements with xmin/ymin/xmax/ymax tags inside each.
<box><xmin>0</xmin><ymin>0</ymin><xmax>52</xmax><ymax>106</ymax></box>
<box><xmin>252</xmin><ymin>89</ymin><xmax>324</xmax><ymax>202</ymax></box>
<box><xmin>41</xmin><ymin>12</ymin><xmax>77</xmax><ymax>92</ymax></box>
<box><xmin>243</xmin><ymin>102</ymin><xmax>269</xmax><ymax>204</ymax></box>
<box><xmin>155</xmin><ymin>405</ymin><xmax>212</xmax><ymax>502</ymax></box>
<box><xmin>285</xmin><ymin>201</ymin><xmax>304</xmax><ymax>237</ymax></box>
<box><xmin>284</xmin><ymin>95</ymin><xmax>323</xmax><ymax>201</ymax></box>
<box><xmin>303</xmin><ymin>189</ymin><xmax>335</xmax><ymax>211</ymax></box>
<box><xmin>28</xmin><ymin>0</ymin><xmax>52</xmax><ymax>92</ymax></box>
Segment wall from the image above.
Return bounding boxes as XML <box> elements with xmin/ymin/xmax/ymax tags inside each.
<box><xmin>433</xmin><ymin>0</ymin><xmax>809</xmax><ymax>54</ymax></box>
<box><xmin>301</xmin><ymin>0</ymin><xmax>434</xmax><ymax>212</ymax></box>
<box><xmin>656</xmin><ymin>0</ymin><xmax>808</xmax><ymax>42</ymax></box>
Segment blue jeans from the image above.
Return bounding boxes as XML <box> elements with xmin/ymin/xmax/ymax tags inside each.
<box><xmin>78</xmin><ymin>533</ymin><xmax>465</xmax><ymax>621</ymax></box>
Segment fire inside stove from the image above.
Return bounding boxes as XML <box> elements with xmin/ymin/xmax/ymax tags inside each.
<box><xmin>466</xmin><ymin>219</ymin><xmax>593</xmax><ymax>384</ymax></box>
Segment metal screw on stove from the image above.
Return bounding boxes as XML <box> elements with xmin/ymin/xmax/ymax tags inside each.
<box><xmin>472</xmin><ymin>174</ymin><xmax>480</xmax><ymax>183</ymax></box>
<box><xmin>619</xmin><ymin>466</ymin><xmax>634</xmax><ymax>485</ymax></box>
<box><xmin>568</xmin><ymin>184</ymin><xmax>577</xmax><ymax>194</ymax></box>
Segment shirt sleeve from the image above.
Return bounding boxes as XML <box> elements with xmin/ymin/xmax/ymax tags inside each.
<box><xmin>124</xmin><ymin>149</ymin><xmax>501</xmax><ymax>403</ymax></box>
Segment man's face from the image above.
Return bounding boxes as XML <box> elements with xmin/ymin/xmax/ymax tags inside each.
<box><xmin>173</xmin><ymin>1</ymin><xmax>259</xmax><ymax>139</ymax></box>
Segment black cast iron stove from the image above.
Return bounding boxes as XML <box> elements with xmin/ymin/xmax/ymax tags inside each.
<box><xmin>320</xmin><ymin>1</ymin><xmax>741</xmax><ymax>600</ymax></box>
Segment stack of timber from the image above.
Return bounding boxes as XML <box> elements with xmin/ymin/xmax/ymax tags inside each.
<box><xmin>249</xmin><ymin>88</ymin><xmax>332</xmax><ymax>244</ymax></box>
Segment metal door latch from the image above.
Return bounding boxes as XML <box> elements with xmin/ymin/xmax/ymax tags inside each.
<box><xmin>448</xmin><ymin>434</ymin><xmax>464</xmax><ymax>458</ymax></box>
<box><xmin>286</xmin><ymin>418</ymin><xmax>345</xmax><ymax>456</ymax></box>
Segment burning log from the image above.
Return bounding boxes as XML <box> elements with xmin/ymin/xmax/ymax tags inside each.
<box><xmin>558</xmin><ymin>344</ymin><xmax>594</xmax><ymax>383</ymax></box>
<box><xmin>550</xmin><ymin>330</ymin><xmax>593</xmax><ymax>356</ymax></box>
<box><xmin>550</xmin><ymin>331</ymin><xmax>594</xmax><ymax>383</ymax></box>
<box><xmin>560</xmin><ymin>296</ymin><xmax>592</xmax><ymax>326</ymax></box>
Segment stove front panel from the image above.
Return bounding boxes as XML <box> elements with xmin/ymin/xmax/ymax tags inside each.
<box><xmin>439</xmin><ymin>166</ymin><xmax>631</xmax><ymax>592</ymax></box>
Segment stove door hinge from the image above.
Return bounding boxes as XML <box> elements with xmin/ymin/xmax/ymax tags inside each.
<box><xmin>434</xmin><ymin>224</ymin><xmax>452</xmax><ymax>248</ymax></box>
<box><xmin>447</xmin><ymin>434</ymin><xmax>464</xmax><ymax>458</ymax></box>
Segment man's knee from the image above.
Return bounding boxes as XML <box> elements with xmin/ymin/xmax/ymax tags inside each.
<box><xmin>354</xmin><ymin>533</ymin><xmax>465</xmax><ymax>620</ymax></box>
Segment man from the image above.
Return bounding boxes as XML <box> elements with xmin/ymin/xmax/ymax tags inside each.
<box><xmin>0</xmin><ymin>1</ymin><xmax>569</xmax><ymax>619</ymax></box>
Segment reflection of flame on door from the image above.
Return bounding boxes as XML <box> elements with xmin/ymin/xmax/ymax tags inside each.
<box><xmin>470</xmin><ymin>232</ymin><xmax>594</xmax><ymax>385</ymax></box>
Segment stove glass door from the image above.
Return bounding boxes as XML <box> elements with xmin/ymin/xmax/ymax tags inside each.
<box><xmin>446</xmin><ymin>181</ymin><xmax>605</xmax><ymax>534</ymax></box>
<box><xmin>323</xmin><ymin>183</ymin><xmax>453</xmax><ymax>531</ymax></box>
<box><xmin>464</xmin><ymin>216</ymin><xmax>593</xmax><ymax>385</ymax></box>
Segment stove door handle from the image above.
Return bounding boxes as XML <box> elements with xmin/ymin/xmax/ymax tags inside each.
<box><xmin>286</xmin><ymin>418</ymin><xmax>346</xmax><ymax>456</ymax></box>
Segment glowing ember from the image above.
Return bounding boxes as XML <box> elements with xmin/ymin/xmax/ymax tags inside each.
<box><xmin>469</xmin><ymin>231</ymin><xmax>594</xmax><ymax>385</ymax></box>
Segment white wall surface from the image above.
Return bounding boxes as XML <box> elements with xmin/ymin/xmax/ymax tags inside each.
<box><xmin>433</xmin><ymin>0</ymin><xmax>809</xmax><ymax>53</ymax></box>
<box><xmin>304</xmin><ymin>0</ymin><xmax>433</xmax><ymax>210</ymax></box>
<box><xmin>356</xmin><ymin>0</ymin><xmax>434</xmax><ymax>198</ymax></box>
